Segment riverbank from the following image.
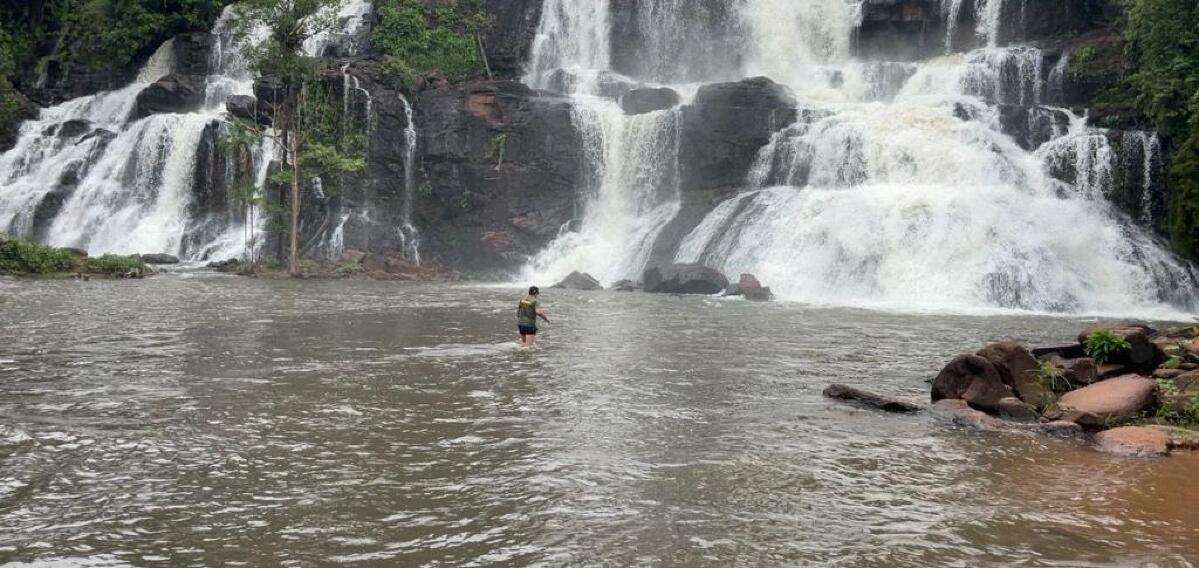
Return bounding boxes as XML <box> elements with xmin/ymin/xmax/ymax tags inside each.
<box><xmin>0</xmin><ymin>234</ymin><xmax>149</xmax><ymax>279</ymax></box>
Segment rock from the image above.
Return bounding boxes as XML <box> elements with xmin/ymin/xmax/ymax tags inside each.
<box><xmin>738</xmin><ymin>273</ymin><xmax>763</xmax><ymax>289</ymax></box>
<box><xmin>995</xmin><ymin>105</ymin><xmax>1072</xmax><ymax>151</ymax></box>
<box><xmin>133</xmin><ymin>74</ymin><xmax>206</xmax><ymax>120</ymax></box>
<box><xmin>995</xmin><ymin>397</ymin><xmax>1039</xmax><ymax>422</ymax></box>
<box><xmin>932</xmin><ymin>399</ymin><xmax>1006</xmax><ymax>430</ymax></box>
<box><xmin>1096</xmin><ymin>362</ymin><xmax>1133</xmax><ymax>380</ymax></box>
<box><xmin>140</xmin><ymin>253</ymin><xmax>180</xmax><ymax>265</ymax></box>
<box><xmin>612</xmin><ymin>279</ymin><xmax>640</xmax><ymax>292</ymax></box>
<box><xmin>0</xmin><ymin>85</ymin><xmax>38</xmax><ymax>153</ymax></box>
<box><xmin>642</xmin><ymin>263</ymin><xmax>729</xmax><ymax>295</ymax></box>
<box><xmin>1093</xmin><ymin>426</ymin><xmax>1171</xmax><ymax>458</ymax></box>
<box><xmin>976</xmin><ymin>341</ymin><xmax>1044</xmax><ymax>407</ymax></box>
<box><xmin>823</xmin><ymin>384</ymin><xmax>922</xmax><ymax>413</ymax></box>
<box><xmin>743</xmin><ymin>286</ymin><xmax>774</xmax><ymax>301</ymax></box>
<box><xmin>678</xmin><ymin>77</ymin><xmax>798</xmax><ymax>193</ymax></box>
<box><xmin>620</xmin><ymin>87</ymin><xmax>681</xmax><ymax>115</ymax></box>
<box><xmin>552</xmin><ymin>271</ymin><xmax>603</xmax><ymax>290</ymax></box>
<box><xmin>57</xmin><ymin>119</ymin><xmax>92</xmax><ymax>138</ymax></box>
<box><xmin>480</xmin><ymin>0</ymin><xmax>544</xmax><ymax>77</ymax></box>
<box><xmin>1156</xmin><ymin>371</ymin><xmax>1199</xmax><ymax>412</ymax></box>
<box><xmin>1057</xmin><ymin>375</ymin><xmax>1156</xmax><ymax>427</ymax></box>
<box><xmin>1058</xmin><ymin>357</ymin><xmax>1099</xmax><ymax>387</ymax></box>
<box><xmin>62</xmin><ymin>247</ymin><xmax>88</xmax><ymax>258</ymax></box>
<box><xmin>1032</xmin><ymin>343</ymin><xmax>1086</xmax><ymax>359</ymax></box>
<box><xmin>206</xmin><ymin>258</ymin><xmax>241</xmax><ymax>273</ymax></box>
<box><xmin>226</xmin><ymin>95</ymin><xmax>258</xmax><ymax>122</ymax></box>
<box><xmin>1151</xmin><ymin>425</ymin><xmax>1199</xmax><ymax>451</ymax></box>
<box><xmin>1036</xmin><ymin>420</ymin><xmax>1083</xmax><ymax>437</ymax></box>
<box><xmin>1153</xmin><ymin>368</ymin><xmax>1188</xmax><ymax>380</ymax></box>
<box><xmin>930</xmin><ymin>354</ymin><xmax>1015</xmax><ymax>413</ymax></box>
<box><xmin>854</xmin><ymin>0</ymin><xmax>946</xmax><ymax>61</ymax></box>
<box><xmin>171</xmin><ymin>33</ymin><xmax>216</xmax><ymax>76</ymax></box>
<box><xmin>1078</xmin><ymin>324</ymin><xmax>1163</xmax><ymax>368</ymax></box>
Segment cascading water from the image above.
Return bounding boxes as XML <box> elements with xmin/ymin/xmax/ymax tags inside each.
<box><xmin>0</xmin><ymin>1</ymin><xmax>373</xmax><ymax>262</ymax></box>
<box><xmin>398</xmin><ymin>93</ymin><xmax>421</xmax><ymax>264</ymax></box>
<box><xmin>522</xmin><ymin>0</ymin><xmax>1197</xmax><ymax>315</ymax></box>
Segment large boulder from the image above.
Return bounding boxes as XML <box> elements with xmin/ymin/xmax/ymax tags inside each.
<box><xmin>678</xmin><ymin>77</ymin><xmax>797</xmax><ymax>193</ymax></box>
<box><xmin>995</xmin><ymin>397</ymin><xmax>1039</xmax><ymax>422</ymax></box>
<box><xmin>823</xmin><ymin>384</ymin><xmax>922</xmax><ymax>413</ymax></box>
<box><xmin>930</xmin><ymin>354</ymin><xmax>1016</xmax><ymax>413</ymax></box>
<box><xmin>133</xmin><ymin>74</ymin><xmax>206</xmax><ymax>120</ymax></box>
<box><xmin>552</xmin><ymin>271</ymin><xmax>602</xmax><ymax>291</ymax></box>
<box><xmin>976</xmin><ymin>341</ymin><xmax>1045</xmax><ymax>407</ymax></box>
<box><xmin>1093</xmin><ymin>426</ymin><xmax>1171</xmax><ymax>458</ymax></box>
<box><xmin>620</xmin><ymin>87</ymin><xmax>681</xmax><ymax>115</ymax></box>
<box><xmin>171</xmin><ymin>33</ymin><xmax>216</xmax><ymax>76</ymax></box>
<box><xmin>1056</xmin><ymin>375</ymin><xmax>1156</xmax><ymax>427</ymax></box>
<box><xmin>642</xmin><ymin>263</ymin><xmax>729</xmax><ymax>295</ymax></box>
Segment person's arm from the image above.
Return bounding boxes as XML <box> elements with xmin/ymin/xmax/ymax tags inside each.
<box><xmin>536</xmin><ymin>308</ymin><xmax>550</xmax><ymax>323</ymax></box>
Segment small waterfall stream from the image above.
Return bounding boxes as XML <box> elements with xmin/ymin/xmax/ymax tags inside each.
<box><xmin>521</xmin><ymin>0</ymin><xmax>1197</xmax><ymax>315</ymax></box>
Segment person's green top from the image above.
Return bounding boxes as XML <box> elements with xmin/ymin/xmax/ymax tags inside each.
<box><xmin>517</xmin><ymin>295</ymin><xmax>539</xmax><ymax>327</ymax></box>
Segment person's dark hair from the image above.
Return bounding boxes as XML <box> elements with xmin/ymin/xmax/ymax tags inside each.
<box><xmin>528</xmin><ymin>286</ymin><xmax>540</xmax><ymax>296</ymax></box>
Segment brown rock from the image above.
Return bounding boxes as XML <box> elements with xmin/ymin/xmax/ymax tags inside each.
<box><xmin>1058</xmin><ymin>357</ymin><xmax>1098</xmax><ymax>386</ymax></box>
<box><xmin>1182</xmin><ymin>362</ymin><xmax>1199</xmax><ymax>371</ymax></box>
<box><xmin>823</xmin><ymin>384</ymin><xmax>922</xmax><ymax>413</ymax></box>
<box><xmin>1032</xmin><ymin>344</ymin><xmax>1086</xmax><ymax>359</ymax></box>
<box><xmin>1150</xmin><ymin>425</ymin><xmax>1199</xmax><ymax>450</ymax></box>
<box><xmin>1093</xmin><ymin>426</ymin><xmax>1170</xmax><ymax>457</ymax></box>
<box><xmin>931</xmin><ymin>354</ymin><xmax>1015</xmax><ymax>412</ymax></box>
<box><xmin>1036</xmin><ymin>420</ymin><xmax>1083</xmax><ymax>437</ymax></box>
<box><xmin>1057</xmin><ymin>375</ymin><xmax>1156</xmax><ymax>427</ymax></box>
<box><xmin>932</xmin><ymin>399</ymin><xmax>1006</xmax><ymax>430</ymax></box>
<box><xmin>1156</xmin><ymin>371</ymin><xmax>1199</xmax><ymax>411</ymax></box>
<box><xmin>1152</xmin><ymin>368</ymin><xmax>1187</xmax><ymax>380</ymax></box>
<box><xmin>1096</xmin><ymin>362</ymin><xmax>1133</xmax><ymax>380</ymax></box>
<box><xmin>977</xmin><ymin>341</ymin><xmax>1044</xmax><ymax>406</ymax></box>
<box><xmin>995</xmin><ymin>397</ymin><xmax>1039</xmax><ymax>422</ymax></box>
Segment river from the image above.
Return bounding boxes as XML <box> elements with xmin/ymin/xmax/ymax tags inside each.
<box><xmin>1</xmin><ymin>275</ymin><xmax>1197</xmax><ymax>566</ymax></box>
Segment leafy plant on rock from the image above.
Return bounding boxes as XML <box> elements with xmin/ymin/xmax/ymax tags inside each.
<box><xmin>1084</xmin><ymin>329</ymin><xmax>1132</xmax><ymax>364</ymax></box>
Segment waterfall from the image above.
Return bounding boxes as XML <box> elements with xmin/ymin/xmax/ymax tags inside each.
<box><xmin>398</xmin><ymin>93</ymin><xmax>421</xmax><ymax>264</ymax></box>
<box><xmin>0</xmin><ymin>2</ymin><xmax>374</xmax><ymax>262</ymax></box>
<box><xmin>521</xmin><ymin>0</ymin><xmax>1196</xmax><ymax>315</ymax></box>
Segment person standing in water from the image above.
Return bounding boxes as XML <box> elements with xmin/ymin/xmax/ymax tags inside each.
<box><xmin>517</xmin><ymin>286</ymin><xmax>550</xmax><ymax>348</ymax></box>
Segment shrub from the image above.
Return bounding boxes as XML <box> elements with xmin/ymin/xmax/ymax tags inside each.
<box><xmin>1084</xmin><ymin>329</ymin><xmax>1132</xmax><ymax>364</ymax></box>
<box><xmin>373</xmin><ymin>0</ymin><xmax>489</xmax><ymax>83</ymax></box>
<box><xmin>84</xmin><ymin>254</ymin><xmax>145</xmax><ymax>275</ymax></box>
<box><xmin>1033</xmin><ymin>360</ymin><xmax>1071</xmax><ymax>392</ymax></box>
<box><xmin>0</xmin><ymin>238</ymin><xmax>75</xmax><ymax>274</ymax></box>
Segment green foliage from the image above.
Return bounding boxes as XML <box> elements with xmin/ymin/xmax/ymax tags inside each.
<box><xmin>1084</xmin><ymin>329</ymin><xmax>1132</xmax><ymax>364</ymax></box>
<box><xmin>488</xmin><ymin>133</ymin><xmax>507</xmax><ymax>168</ymax></box>
<box><xmin>1122</xmin><ymin>0</ymin><xmax>1199</xmax><ymax>258</ymax></box>
<box><xmin>373</xmin><ymin>0</ymin><xmax>489</xmax><ymax>82</ymax></box>
<box><xmin>84</xmin><ymin>254</ymin><xmax>145</xmax><ymax>275</ymax></box>
<box><xmin>1154</xmin><ymin>378</ymin><xmax>1199</xmax><ymax>425</ymax></box>
<box><xmin>0</xmin><ymin>238</ymin><xmax>74</xmax><ymax>274</ymax></box>
<box><xmin>1164</xmin><ymin>355</ymin><xmax>1183</xmax><ymax>369</ymax></box>
<box><xmin>1033</xmin><ymin>360</ymin><xmax>1072</xmax><ymax>392</ymax></box>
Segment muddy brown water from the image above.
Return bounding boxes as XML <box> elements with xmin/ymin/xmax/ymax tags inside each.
<box><xmin>1</xmin><ymin>275</ymin><xmax>1197</xmax><ymax>566</ymax></box>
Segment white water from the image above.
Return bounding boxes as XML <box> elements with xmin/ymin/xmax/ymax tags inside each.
<box><xmin>0</xmin><ymin>1</ymin><xmax>372</xmax><ymax>261</ymax></box>
<box><xmin>520</xmin><ymin>0</ymin><xmax>1197</xmax><ymax>316</ymax></box>
<box><xmin>398</xmin><ymin>93</ymin><xmax>421</xmax><ymax>264</ymax></box>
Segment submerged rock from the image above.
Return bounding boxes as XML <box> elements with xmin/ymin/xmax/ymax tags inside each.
<box><xmin>932</xmin><ymin>399</ymin><xmax>1007</xmax><ymax>430</ymax></box>
<box><xmin>995</xmin><ymin>397</ymin><xmax>1039</xmax><ymax>422</ymax></box>
<box><xmin>552</xmin><ymin>271</ymin><xmax>603</xmax><ymax>291</ymax></box>
<box><xmin>823</xmin><ymin>384</ymin><xmax>922</xmax><ymax>413</ymax></box>
<box><xmin>931</xmin><ymin>354</ymin><xmax>1015</xmax><ymax>413</ymax></box>
<box><xmin>642</xmin><ymin>263</ymin><xmax>729</xmax><ymax>295</ymax></box>
<box><xmin>612</xmin><ymin>279</ymin><xmax>640</xmax><ymax>292</ymax></box>
<box><xmin>1056</xmin><ymin>375</ymin><xmax>1156</xmax><ymax>427</ymax></box>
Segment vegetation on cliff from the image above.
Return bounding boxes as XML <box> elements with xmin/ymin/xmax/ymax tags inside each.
<box><xmin>373</xmin><ymin>0</ymin><xmax>490</xmax><ymax>82</ymax></box>
<box><xmin>1121</xmin><ymin>0</ymin><xmax>1199</xmax><ymax>258</ymax></box>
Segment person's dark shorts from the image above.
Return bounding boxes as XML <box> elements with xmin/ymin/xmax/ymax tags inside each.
<box><xmin>518</xmin><ymin>325</ymin><xmax>537</xmax><ymax>335</ymax></box>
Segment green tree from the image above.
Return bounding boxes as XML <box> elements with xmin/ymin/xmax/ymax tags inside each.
<box><xmin>1123</xmin><ymin>0</ymin><xmax>1199</xmax><ymax>257</ymax></box>
<box><xmin>233</xmin><ymin>0</ymin><xmax>364</xmax><ymax>276</ymax></box>
<box><xmin>373</xmin><ymin>0</ymin><xmax>489</xmax><ymax>82</ymax></box>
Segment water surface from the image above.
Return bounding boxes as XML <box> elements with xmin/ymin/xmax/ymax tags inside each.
<box><xmin>1</xmin><ymin>276</ymin><xmax>1196</xmax><ymax>566</ymax></box>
